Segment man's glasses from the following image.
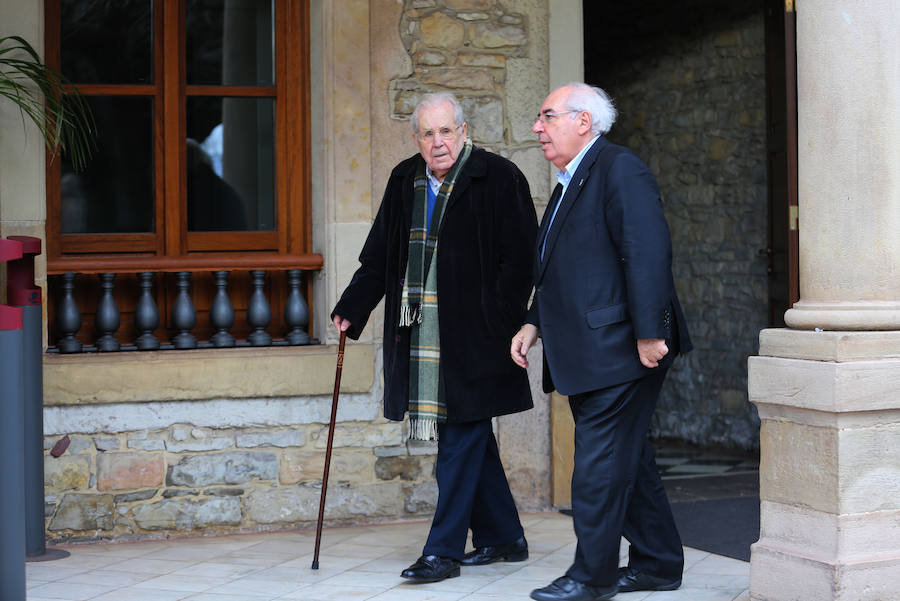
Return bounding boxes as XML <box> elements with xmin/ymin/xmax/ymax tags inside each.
<box><xmin>417</xmin><ymin>125</ymin><xmax>462</xmax><ymax>143</ymax></box>
<box><xmin>535</xmin><ymin>109</ymin><xmax>580</xmax><ymax>124</ymax></box>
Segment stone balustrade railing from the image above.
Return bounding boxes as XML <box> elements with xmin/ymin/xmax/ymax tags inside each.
<box><xmin>46</xmin><ymin>254</ymin><xmax>323</xmax><ymax>353</ymax></box>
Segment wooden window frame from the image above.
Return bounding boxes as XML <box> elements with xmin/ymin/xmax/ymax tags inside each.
<box><xmin>44</xmin><ymin>0</ymin><xmax>312</xmax><ymax>261</ymax></box>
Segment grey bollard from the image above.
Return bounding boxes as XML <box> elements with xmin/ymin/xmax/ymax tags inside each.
<box><xmin>1</xmin><ymin>237</ymin><xmax>26</xmax><ymax>601</ymax></box>
<box><xmin>7</xmin><ymin>236</ymin><xmax>69</xmax><ymax>562</ymax></box>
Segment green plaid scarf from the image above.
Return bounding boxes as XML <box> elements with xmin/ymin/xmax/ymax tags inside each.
<box><xmin>400</xmin><ymin>138</ymin><xmax>473</xmax><ymax>441</ymax></box>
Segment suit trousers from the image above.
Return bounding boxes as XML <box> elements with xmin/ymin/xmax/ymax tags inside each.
<box><xmin>564</xmin><ymin>369</ymin><xmax>683</xmax><ymax>587</ymax></box>
<box><xmin>422</xmin><ymin>419</ymin><xmax>524</xmax><ymax>560</ymax></box>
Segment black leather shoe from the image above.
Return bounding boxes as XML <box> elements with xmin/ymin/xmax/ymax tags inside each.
<box><xmin>530</xmin><ymin>576</ymin><xmax>617</xmax><ymax>601</ymax></box>
<box><xmin>461</xmin><ymin>536</ymin><xmax>528</xmax><ymax>565</ymax></box>
<box><xmin>400</xmin><ymin>555</ymin><xmax>460</xmax><ymax>582</ymax></box>
<box><xmin>616</xmin><ymin>566</ymin><xmax>681</xmax><ymax>592</ymax></box>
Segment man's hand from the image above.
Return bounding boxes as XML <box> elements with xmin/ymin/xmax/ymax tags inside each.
<box><xmin>511</xmin><ymin>324</ymin><xmax>539</xmax><ymax>369</ymax></box>
<box><xmin>637</xmin><ymin>338</ymin><xmax>668</xmax><ymax>368</ymax></box>
<box><xmin>332</xmin><ymin>314</ymin><xmax>351</xmax><ymax>332</ymax></box>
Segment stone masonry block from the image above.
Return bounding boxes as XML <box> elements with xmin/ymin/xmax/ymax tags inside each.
<box><xmin>247</xmin><ymin>482</ymin><xmax>404</xmax><ymax>524</ymax></box>
<box><xmin>44</xmin><ymin>455</ymin><xmax>91</xmax><ymax>494</ymax></box>
<box><xmin>471</xmin><ymin>21</ymin><xmax>527</xmax><ymax>49</ymax></box>
<box><xmin>93</xmin><ymin>437</ymin><xmax>120</xmax><ymax>451</ymax></box>
<box><xmin>97</xmin><ymin>453</ymin><xmax>165</xmax><ymax>491</ymax></box>
<box><xmin>419</xmin><ymin>12</ymin><xmax>465</xmax><ymax>50</ymax></box>
<box><xmin>279</xmin><ymin>449</ymin><xmax>372</xmax><ymax>485</ymax></box>
<box><xmin>168</xmin><ymin>452</ymin><xmax>278</xmax><ymax>487</ymax></box>
<box><xmin>445</xmin><ymin>0</ymin><xmax>490</xmax><ymax>9</ymax></box>
<box><xmin>128</xmin><ymin>439</ymin><xmax>166</xmax><ymax>451</ymax></box>
<box><xmin>460</xmin><ymin>96</ymin><xmax>503</xmax><ymax>143</ymax></box>
<box><xmin>132</xmin><ymin>496</ymin><xmax>241</xmax><ymax>531</ymax></box>
<box><xmin>404</xmin><ymin>481</ymin><xmax>438</xmax><ymax>514</ymax></box>
<box><xmin>166</xmin><ymin>437</ymin><xmax>233</xmax><ymax>453</ymax></box>
<box><xmin>236</xmin><ymin>430</ymin><xmax>306</xmax><ymax>448</ymax></box>
<box><xmin>375</xmin><ymin>456</ymin><xmax>422</xmax><ymax>481</ymax></box>
<box><xmin>313</xmin><ymin>423</ymin><xmax>403</xmax><ymax>449</ymax></box>
<box><xmin>66</xmin><ymin>436</ymin><xmax>92</xmax><ymax>454</ymax></box>
<box><xmin>49</xmin><ymin>494</ymin><xmax>115</xmax><ymax>531</ymax></box>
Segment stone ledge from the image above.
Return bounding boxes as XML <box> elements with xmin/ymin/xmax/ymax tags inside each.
<box><xmin>749</xmin><ymin>355</ymin><xmax>900</xmax><ymax>413</ymax></box>
<box><xmin>759</xmin><ymin>501</ymin><xmax>900</xmax><ymax>561</ymax></box>
<box><xmin>751</xmin><ymin>543</ymin><xmax>900</xmax><ymax>601</ymax></box>
<box><xmin>759</xmin><ymin>328</ymin><xmax>900</xmax><ymax>362</ymax></box>
<box><xmin>43</xmin><ymin>344</ymin><xmax>374</xmax><ymax>406</ymax></box>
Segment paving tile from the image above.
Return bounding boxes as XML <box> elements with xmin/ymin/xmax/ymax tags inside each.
<box><xmin>87</xmin><ymin>587</ymin><xmax>194</xmax><ymax>601</ymax></box>
<box><xmin>644</xmin><ymin>587</ymin><xmax>748</xmax><ymax>601</ymax></box>
<box><xmin>203</xmin><ymin>577</ymin><xmax>305</xmax><ymax>598</ymax></box>
<box><xmin>106</xmin><ymin>557</ymin><xmax>190</xmax><ymax>575</ymax></box>
<box><xmin>277</xmin><ymin>582</ymin><xmax>384</xmax><ymax>600</ymax></box>
<box><xmin>169</xmin><ymin>560</ymin><xmax>262</xmax><ymax>579</ymax></box>
<box><xmin>366</xmin><ymin>588</ymin><xmax>468</xmax><ymax>601</ymax></box>
<box><xmin>54</xmin><ymin>568</ymin><xmax>150</xmax><ymax>588</ymax></box>
<box><xmin>181</xmin><ymin>594</ymin><xmax>281</xmax><ymax>601</ymax></box>
<box><xmin>26</xmin><ymin>581</ymin><xmax>118</xmax><ymax>600</ymax></box>
<box><xmin>131</xmin><ymin>573</ymin><xmax>222</xmax><ymax>593</ymax></box>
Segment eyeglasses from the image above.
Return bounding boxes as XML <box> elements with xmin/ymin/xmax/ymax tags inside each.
<box><xmin>535</xmin><ymin>109</ymin><xmax>580</xmax><ymax>124</ymax></box>
<box><xmin>416</xmin><ymin>125</ymin><xmax>462</xmax><ymax>143</ymax></box>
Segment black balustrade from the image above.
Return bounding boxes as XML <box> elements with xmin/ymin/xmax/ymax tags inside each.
<box><xmin>285</xmin><ymin>270</ymin><xmax>310</xmax><ymax>345</ymax></box>
<box><xmin>47</xmin><ymin>265</ymin><xmax>317</xmax><ymax>353</ymax></box>
<box><xmin>135</xmin><ymin>272</ymin><xmax>160</xmax><ymax>350</ymax></box>
<box><xmin>247</xmin><ymin>270</ymin><xmax>272</xmax><ymax>346</ymax></box>
<box><xmin>95</xmin><ymin>273</ymin><xmax>121</xmax><ymax>351</ymax></box>
<box><xmin>56</xmin><ymin>272</ymin><xmax>83</xmax><ymax>354</ymax></box>
<box><xmin>210</xmin><ymin>271</ymin><xmax>236</xmax><ymax>347</ymax></box>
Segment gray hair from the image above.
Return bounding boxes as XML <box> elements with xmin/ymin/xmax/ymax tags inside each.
<box><xmin>560</xmin><ymin>83</ymin><xmax>617</xmax><ymax>135</ymax></box>
<box><xmin>411</xmin><ymin>92</ymin><xmax>465</xmax><ymax>133</ymax></box>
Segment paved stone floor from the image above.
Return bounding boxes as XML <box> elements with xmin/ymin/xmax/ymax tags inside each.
<box><xmin>27</xmin><ymin>511</ymin><xmax>750</xmax><ymax>601</ymax></box>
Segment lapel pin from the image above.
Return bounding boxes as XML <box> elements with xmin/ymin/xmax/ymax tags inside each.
<box><xmin>579</xmin><ymin>178</ymin><xmax>584</xmax><ymax>186</ymax></box>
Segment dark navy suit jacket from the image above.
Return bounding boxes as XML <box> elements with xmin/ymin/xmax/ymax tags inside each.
<box><xmin>526</xmin><ymin>136</ymin><xmax>691</xmax><ymax>396</ymax></box>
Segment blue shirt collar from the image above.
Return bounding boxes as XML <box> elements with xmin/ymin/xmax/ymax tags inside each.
<box><xmin>556</xmin><ymin>134</ymin><xmax>601</xmax><ymax>187</ymax></box>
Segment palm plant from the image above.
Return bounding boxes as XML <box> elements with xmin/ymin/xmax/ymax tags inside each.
<box><xmin>0</xmin><ymin>35</ymin><xmax>95</xmax><ymax>170</ymax></box>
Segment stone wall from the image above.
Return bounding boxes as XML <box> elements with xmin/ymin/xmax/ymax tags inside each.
<box><xmin>42</xmin><ymin>400</ymin><xmax>439</xmax><ymax>542</ymax></box>
<box><xmin>586</xmin><ymin>0</ymin><xmax>768</xmax><ymax>449</ymax></box>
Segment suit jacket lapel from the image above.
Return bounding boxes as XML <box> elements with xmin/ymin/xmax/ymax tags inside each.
<box><xmin>537</xmin><ymin>136</ymin><xmax>608</xmax><ymax>282</ymax></box>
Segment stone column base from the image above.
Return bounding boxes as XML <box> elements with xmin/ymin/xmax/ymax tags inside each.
<box><xmin>748</xmin><ymin>329</ymin><xmax>900</xmax><ymax>601</ymax></box>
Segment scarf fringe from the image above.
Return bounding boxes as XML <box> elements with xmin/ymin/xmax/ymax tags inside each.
<box><xmin>408</xmin><ymin>417</ymin><xmax>439</xmax><ymax>442</ymax></box>
<box><xmin>399</xmin><ymin>304</ymin><xmax>422</xmax><ymax>328</ymax></box>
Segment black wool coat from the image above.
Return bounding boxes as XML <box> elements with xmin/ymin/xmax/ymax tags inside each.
<box><xmin>332</xmin><ymin>146</ymin><xmax>538</xmax><ymax>423</ymax></box>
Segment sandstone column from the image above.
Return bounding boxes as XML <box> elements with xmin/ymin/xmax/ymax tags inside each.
<box><xmin>748</xmin><ymin>2</ymin><xmax>900</xmax><ymax>600</ymax></box>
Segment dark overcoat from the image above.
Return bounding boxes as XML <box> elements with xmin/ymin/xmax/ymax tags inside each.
<box><xmin>527</xmin><ymin>136</ymin><xmax>692</xmax><ymax>397</ymax></box>
<box><xmin>333</xmin><ymin>146</ymin><xmax>538</xmax><ymax>423</ymax></box>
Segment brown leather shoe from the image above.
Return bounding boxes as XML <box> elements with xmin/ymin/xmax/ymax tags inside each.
<box><xmin>461</xmin><ymin>536</ymin><xmax>528</xmax><ymax>566</ymax></box>
<box><xmin>400</xmin><ymin>555</ymin><xmax>460</xmax><ymax>582</ymax></box>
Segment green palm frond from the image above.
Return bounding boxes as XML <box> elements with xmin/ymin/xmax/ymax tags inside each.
<box><xmin>0</xmin><ymin>35</ymin><xmax>95</xmax><ymax>171</ymax></box>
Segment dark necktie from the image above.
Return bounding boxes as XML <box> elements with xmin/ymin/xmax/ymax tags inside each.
<box><xmin>540</xmin><ymin>183</ymin><xmax>564</xmax><ymax>261</ymax></box>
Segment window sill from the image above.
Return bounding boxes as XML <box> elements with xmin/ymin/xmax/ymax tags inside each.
<box><xmin>43</xmin><ymin>344</ymin><xmax>374</xmax><ymax>406</ymax></box>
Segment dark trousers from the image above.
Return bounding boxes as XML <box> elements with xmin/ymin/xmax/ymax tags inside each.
<box><xmin>565</xmin><ymin>369</ymin><xmax>683</xmax><ymax>587</ymax></box>
<box><xmin>422</xmin><ymin>419</ymin><xmax>524</xmax><ymax>560</ymax></box>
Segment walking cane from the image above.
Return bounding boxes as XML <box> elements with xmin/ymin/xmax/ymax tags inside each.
<box><xmin>311</xmin><ymin>330</ymin><xmax>347</xmax><ymax>570</ymax></box>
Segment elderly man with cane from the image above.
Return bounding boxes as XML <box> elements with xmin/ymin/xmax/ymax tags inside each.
<box><xmin>332</xmin><ymin>92</ymin><xmax>537</xmax><ymax>582</ymax></box>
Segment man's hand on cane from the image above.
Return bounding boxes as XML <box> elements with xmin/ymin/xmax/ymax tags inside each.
<box><xmin>332</xmin><ymin>314</ymin><xmax>351</xmax><ymax>332</ymax></box>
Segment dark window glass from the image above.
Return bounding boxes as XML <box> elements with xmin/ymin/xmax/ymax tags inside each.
<box><xmin>60</xmin><ymin>0</ymin><xmax>153</xmax><ymax>85</ymax></box>
<box><xmin>61</xmin><ymin>97</ymin><xmax>154</xmax><ymax>234</ymax></box>
<box><xmin>186</xmin><ymin>97</ymin><xmax>275</xmax><ymax>231</ymax></box>
<box><xmin>186</xmin><ymin>0</ymin><xmax>274</xmax><ymax>86</ymax></box>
